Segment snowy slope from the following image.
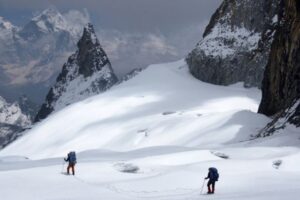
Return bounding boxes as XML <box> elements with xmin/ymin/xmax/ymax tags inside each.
<box><xmin>0</xmin><ymin>60</ymin><xmax>300</xmax><ymax>200</ymax></box>
<box><xmin>1</xmin><ymin>60</ymin><xmax>270</xmax><ymax>158</ymax></box>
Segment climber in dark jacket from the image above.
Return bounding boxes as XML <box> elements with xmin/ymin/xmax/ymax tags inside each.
<box><xmin>205</xmin><ymin>167</ymin><xmax>219</xmax><ymax>194</ymax></box>
<box><xmin>64</xmin><ymin>151</ymin><xmax>77</xmax><ymax>175</ymax></box>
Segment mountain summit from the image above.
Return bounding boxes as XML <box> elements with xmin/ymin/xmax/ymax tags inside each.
<box><xmin>35</xmin><ymin>23</ymin><xmax>118</xmax><ymax>122</ymax></box>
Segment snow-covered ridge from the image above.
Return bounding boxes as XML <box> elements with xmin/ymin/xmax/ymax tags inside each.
<box><xmin>52</xmin><ymin>64</ymin><xmax>116</xmax><ymax>111</ymax></box>
<box><xmin>34</xmin><ymin>23</ymin><xmax>117</xmax><ymax>121</ymax></box>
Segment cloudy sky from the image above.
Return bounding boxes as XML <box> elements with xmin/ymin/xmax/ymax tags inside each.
<box><xmin>0</xmin><ymin>0</ymin><xmax>221</xmax><ymax>76</ymax></box>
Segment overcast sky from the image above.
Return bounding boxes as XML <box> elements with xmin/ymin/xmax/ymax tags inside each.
<box><xmin>0</xmin><ymin>0</ymin><xmax>221</xmax><ymax>33</ymax></box>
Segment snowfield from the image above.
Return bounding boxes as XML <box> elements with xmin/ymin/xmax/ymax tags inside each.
<box><xmin>0</xmin><ymin>60</ymin><xmax>300</xmax><ymax>200</ymax></box>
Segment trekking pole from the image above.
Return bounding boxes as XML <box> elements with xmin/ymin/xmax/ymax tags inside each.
<box><xmin>61</xmin><ymin>160</ymin><xmax>65</xmax><ymax>174</ymax></box>
<box><xmin>200</xmin><ymin>179</ymin><xmax>206</xmax><ymax>195</ymax></box>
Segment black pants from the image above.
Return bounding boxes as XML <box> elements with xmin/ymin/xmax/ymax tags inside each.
<box><xmin>207</xmin><ymin>180</ymin><xmax>216</xmax><ymax>193</ymax></box>
<box><xmin>67</xmin><ymin>163</ymin><xmax>75</xmax><ymax>175</ymax></box>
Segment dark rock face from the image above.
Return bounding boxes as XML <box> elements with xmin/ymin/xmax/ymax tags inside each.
<box><xmin>186</xmin><ymin>0</ymin><xmax>280</xmax><ymax>88</ymax></box>
<box><xmin>35</xmin><ymin>24</ymin><xmax>118</xmax><ymax>122</ymax></box>
<box><xmin>258</xmin><ymin>0</ymin><xmax>300</xmax><ymax>134</ymax></box>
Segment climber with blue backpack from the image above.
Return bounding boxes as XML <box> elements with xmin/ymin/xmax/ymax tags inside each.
<box><xmin>205</xmin><ymin>167</ymin><xmax>219</xmax><ymax>194</ymax></box>
<box><xmin>64</xmin><ymin>151</ymin><xmax>77</xmax><ymax>175</ymax></box>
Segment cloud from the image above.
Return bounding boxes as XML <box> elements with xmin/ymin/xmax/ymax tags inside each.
<box><xmin>63</xmin><ymin>9</ymin><xmax>90</xmax><ymax>36</ymax></box>
<box><xmin>96</xmin><ymin>29</ymin><xmax>178</xmax><ymax>77</ymax></box>
<box><xmin>96</xmin><ymin>21</ymin><xmax>207</xmax><ymax>77</ymax></box>
<box><xmin>141</xmin><ymin>34</ymin><xmax>178</xmax><ymax>56</ymax></box>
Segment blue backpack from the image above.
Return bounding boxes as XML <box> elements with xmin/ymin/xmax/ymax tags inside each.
<box><xmin>209</xmin><ymin>167</ymin><xmax>219</xmax><ymax>181</ymax></box>
<box><xmin>68</xmin><ymin>151</ymin><xmax>77</xmax><ymax>164</ymax></box>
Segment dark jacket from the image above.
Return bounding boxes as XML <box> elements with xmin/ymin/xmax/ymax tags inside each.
<box><xmin>205</xmin><ymin>167</ymin><xmax>218</xmax><ymax>181</ymax></box>
<box><xmin>64</xmin><ymin>152</ymin><xmax>77</xmax><ymax>164</ymax></box>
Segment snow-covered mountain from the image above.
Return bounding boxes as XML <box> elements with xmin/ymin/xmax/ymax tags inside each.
<box><xmin>18</xmin><ymin>7</ymin><xmax>82</xmax><ymax>41</ymax></box>
<box><xmin>35</xmin><ymin>24</ymin><xmax>118</xmax><ymax>121</ymax></box>
<box><xmin>0</xmin><ymin>96</ymin><xmax>32</xmax><ymax>149</ymax></box>
<box><xmin>0</xmin><ymin>8</ymin><xmax>89</xmax><ymax>102</ymax></box>
<box><xmin>186</xmin><ymin>0</ymin><xmax>280</xmax><ymax>88</ymax></box>
<box><xmin>0</xmin><ymin>16</ymin><xmax>17</xmax><ymax>39</ymax></box>
<box><xmin>0</xmin><ymin>96</ymin><xmax>31</xmax><ymax>127</ymax></box>
<box><xmin>0</xmin><ymin>2</ymin><xmax>299</xmax><ymax>199</ymax></box>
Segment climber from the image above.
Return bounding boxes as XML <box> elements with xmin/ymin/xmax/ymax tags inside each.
<box><xmin>205</xmin><ymin>167</ymin><xmax>219</xmax><ymax>194</ymax></box>
<box><xmin>64</xmin><ymin>151</ymin><xmax>77</xmax><ymax>175</ymax></box>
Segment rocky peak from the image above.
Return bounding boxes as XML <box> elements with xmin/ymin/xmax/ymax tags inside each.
<box><xmin>35</xmin><ymin>24</ymin><xmax>118</xmax><ymax>122</ymax></box>
<box><xmin>31</xmin><ymin>7</ymin><xmax>66</xmax><ymax>32</ymax></box>
<box><xmin>76</xmin><ymin>23</ymin><xmax>110</xmax><ymax>77</ymax></box>
<box><xmin>186</xmin><ymin>0</ymin><xmax>280</xmax><ymax>88</ymax></box>
<box><xmin>203</xmin><ymin>0</ymin><xmax>278</xmax><ymax>37</ymax></box>
<box><xmin>19</xmin><ymin>7</ymin><xmax>69</xmax><ymax>41</ymax></box>
<box><xmin>79</xmin><ymin>23</ymin><xmax>99</xmax><ymax>46</ymax></box>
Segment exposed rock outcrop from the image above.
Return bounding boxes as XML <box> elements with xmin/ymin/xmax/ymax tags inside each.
<box><xmin>186</xmin><ymin>0</ymin><xmax>280</xmax><ymax>88</ymax></box>
<box><xmin>258</xmin><ymin>0</ymin><xmax>300</xmax><ymax>135</ymax></box>
<box><xmin>35</xmin><ymin>24</ymin><xmax>118</xmax><ymax>122</ymax></box>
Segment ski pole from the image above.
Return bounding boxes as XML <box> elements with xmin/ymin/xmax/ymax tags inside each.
<box><xmin>200</xmin><ymin>178</ymin><xmax>206</xmax><ymax>194</ymax></box>
<box><xmin>61</xmin><ymin>160</ymin><xmax>66</xmax><ymax>174</ymax></box>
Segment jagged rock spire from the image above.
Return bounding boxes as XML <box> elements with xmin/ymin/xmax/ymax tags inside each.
<box><xmin>35</xmin><ymin>23</ymin><xmax>118</xmax><ymax>122</ymax></box>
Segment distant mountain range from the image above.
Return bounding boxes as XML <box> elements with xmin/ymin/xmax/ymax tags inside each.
<box><xmin>0</xmin><ymin>8</ymin><xmax>89</xmax><ymax>103</ymax></box>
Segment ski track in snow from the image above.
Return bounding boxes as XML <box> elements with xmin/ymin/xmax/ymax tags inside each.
<box><xmin>0</xmin><ymin>60</ymin><xmax>300</xmax><ymax>200</ymax></box>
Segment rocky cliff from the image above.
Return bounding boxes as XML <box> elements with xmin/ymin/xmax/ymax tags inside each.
<box><xmin>35</xmin><ymin>24</ymin><xmax>118</xmax><ymax>122</ymax></box>
<box><xmin>258</xmin><ymin>0</ymin><xmax>300</xmax><ymax>135</ymax></box>
<box><xmin>186</xmin><ymin>0</ymin><xmax>280</xmax><ymax>88</ymax></box>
